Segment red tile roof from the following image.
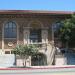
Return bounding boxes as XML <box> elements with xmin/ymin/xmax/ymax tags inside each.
<box><xmin>0</xmin><ymin>10</ymin><xmax>73</xmax><ymax>15</ymax></box>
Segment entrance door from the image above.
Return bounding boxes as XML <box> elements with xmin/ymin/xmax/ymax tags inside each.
<box><xmin>31</xmin><ymin>53</ymin><xmax>47</xmax><ymax>66</ymax></box>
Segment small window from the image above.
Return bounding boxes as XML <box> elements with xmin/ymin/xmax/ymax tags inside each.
<box><xmin>5</xmin><ymin>51</ymin><xmax>10</xmax><ymax>54</ymax></box>
<box><xmin>30</xmin><ymin>29</ymin><xmax>41</xmax><ymax>43</ymax></box>
<box><xmin>4</xmin><ymin>21</ymin><xmax>17</xmax><ymax>38</ymax></box>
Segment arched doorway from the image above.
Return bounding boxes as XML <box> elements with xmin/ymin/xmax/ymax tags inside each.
<box><xmin>31</xmin><ymin>53</ymin><xmax>47</xmax><ymax>66</ymax></box>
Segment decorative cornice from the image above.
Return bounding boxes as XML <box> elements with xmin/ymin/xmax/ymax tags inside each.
<box><xmin>0</xmin><ymin>14</ymin><xmax>71</xmax><ymax>18</ymax></box>
<box><xmin>0</xmin><ymin>10</ymin><xmax>73</xmax><ymax>15</ymax></box>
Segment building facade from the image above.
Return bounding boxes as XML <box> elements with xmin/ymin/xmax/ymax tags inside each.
<box><xmin>0</xmin><ymin>10</ymin><xmax>72</xmax><ymax>66</ymax></box>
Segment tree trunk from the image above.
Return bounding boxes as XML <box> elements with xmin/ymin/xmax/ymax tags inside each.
<box><xmin>24</xmin><ymin>57</ymin><xmax>27</xmax><ymax>67</ymax></box>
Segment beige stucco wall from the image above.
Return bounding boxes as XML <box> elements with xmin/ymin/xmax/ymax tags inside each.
<box><xmin>0</xmin><ymin>21</ymin><xmax>2</xmax><ymax>49</ymax></box>
<box><xmin>0</xmin><ymin>15</ymin><xmax>67</xmax><ymax>52</ymax></box>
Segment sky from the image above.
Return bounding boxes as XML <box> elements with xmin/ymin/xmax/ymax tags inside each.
<box><xmin>0</xmin><ymin>0</ymin><xmax>75</xmax><ymax>11</ymax></box>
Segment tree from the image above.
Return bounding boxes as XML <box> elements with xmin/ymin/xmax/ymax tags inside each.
<box><xmin>57</xmin><ymin>14</ymin><xmax>75</xmax><ymax>48</ymax></box>
<box><xmin>12</xmin><ymin>44</ymin><xmax>38</xmax><ymax>67</ymax></box>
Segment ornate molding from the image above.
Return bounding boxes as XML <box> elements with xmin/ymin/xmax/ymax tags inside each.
<box><xmin>8</xmin><ymin>42</ymin><xmax>13</xmax><ymax>47</ymax></box>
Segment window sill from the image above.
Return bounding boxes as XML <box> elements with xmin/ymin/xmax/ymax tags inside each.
<box><xmin>4</xmin><ymin>38</ymin><xmax>17</xmax><ymax>39</ymax></box>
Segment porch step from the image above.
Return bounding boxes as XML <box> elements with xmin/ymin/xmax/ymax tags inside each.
<box><xmin>55</xmin><ymin>55</ymin><xmax>67</xmax><ymax>65</ymax></box>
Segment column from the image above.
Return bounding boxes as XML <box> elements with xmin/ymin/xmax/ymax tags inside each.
<box><xmin>41</xmin><ymin>29</ymin><xmax>48</xmax><ymax>43</ymax></box>
<box><xmin>24</xmin><ymin>28</ymin><xmax>30</xmax><ymax>44</ymax></box>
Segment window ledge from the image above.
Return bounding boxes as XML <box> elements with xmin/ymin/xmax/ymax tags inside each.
<box><xmin>4</xmin><ymin>38</ymin><xmax>17</xmax><ymax>39</ymax></box>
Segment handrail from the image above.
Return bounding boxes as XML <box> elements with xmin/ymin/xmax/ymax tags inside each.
<box><xmin>28</xmin><ymin>42</ymin><xmax>47</xmax><ymax>45</ymax></box>
<box><xmin>47</xmin><ymin>43</ymin><xmax>56</xmax><ymax>65</ymax></box>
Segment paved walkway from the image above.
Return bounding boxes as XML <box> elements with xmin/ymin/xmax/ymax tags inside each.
<box><xmin>0</xmin><ymin>65</ymin><xmax>75</xmax><ymax>75</ymax></box>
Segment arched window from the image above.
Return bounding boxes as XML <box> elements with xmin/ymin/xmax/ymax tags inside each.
<box><xmin>4</xmin><ymin>21</ymin><xmax>17</xmax><ymax>38</ymax></box>
<box><xmin>29</xmin><ymin>21</ymin><xmax>42</xmax><ymax>43</ymax></box>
